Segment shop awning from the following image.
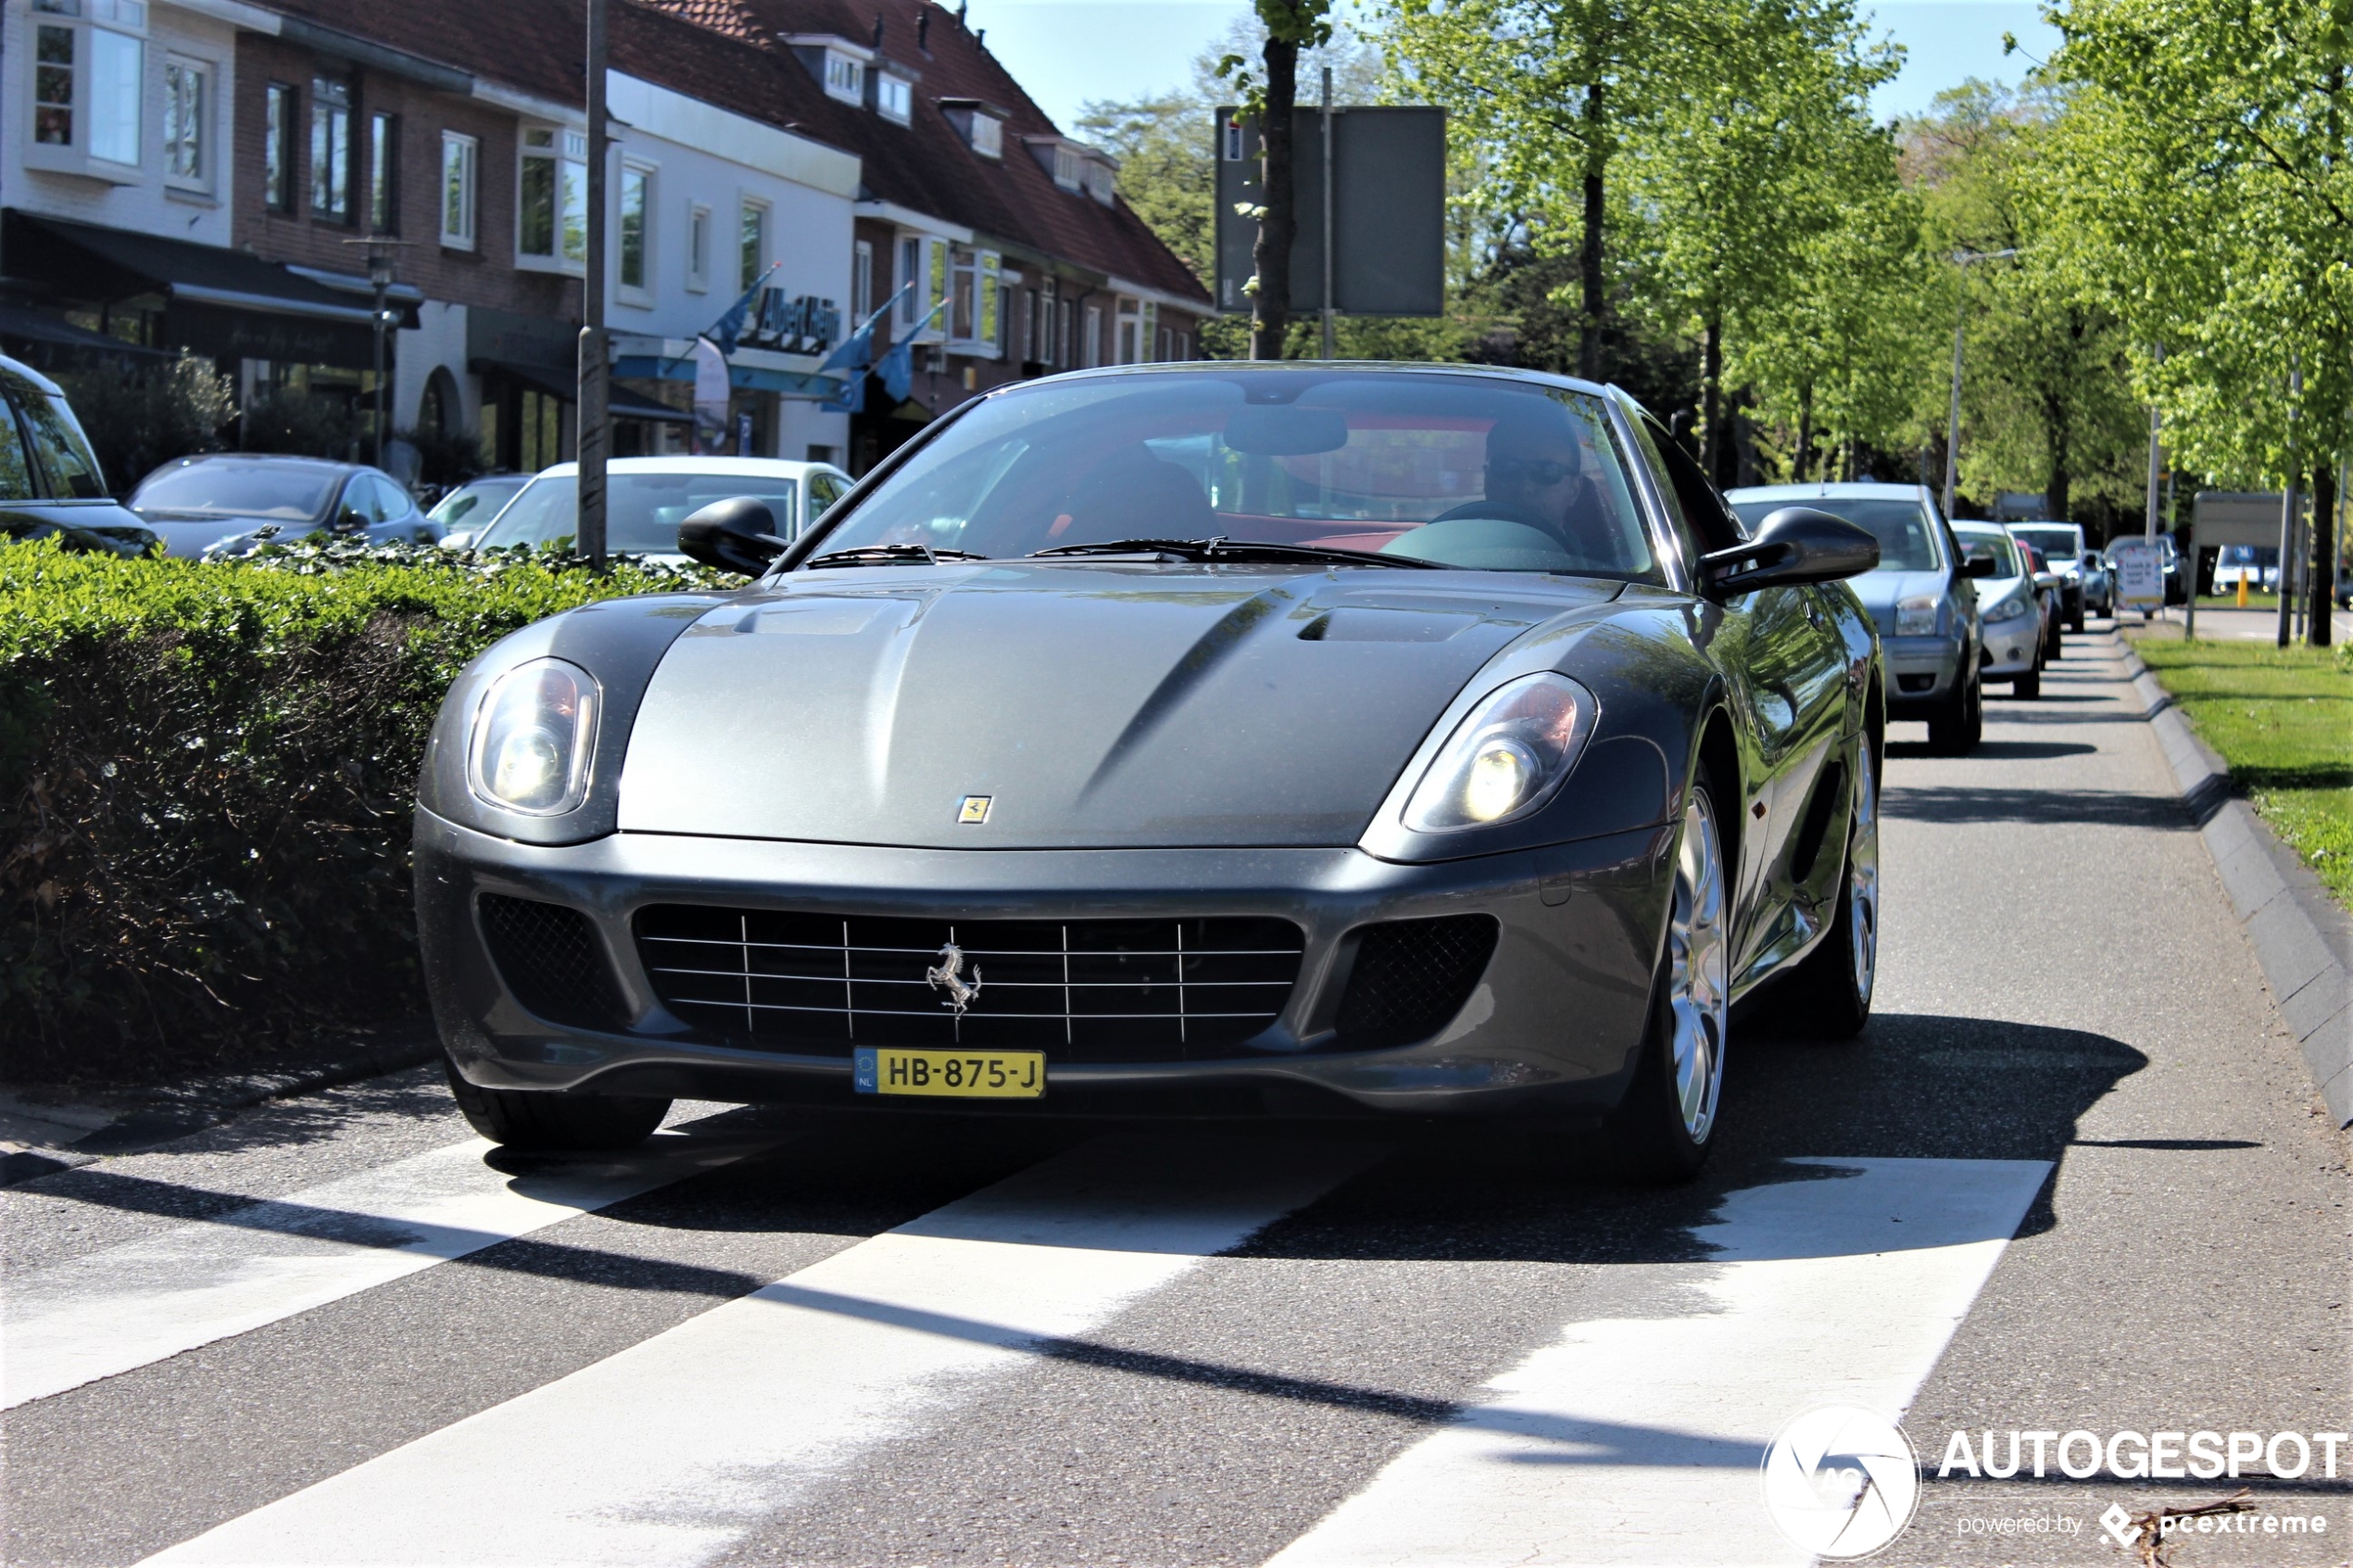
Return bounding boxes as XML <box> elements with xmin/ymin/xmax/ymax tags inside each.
<box><xmin>2</xmin><ymin>209</ymin><xmax>417</xmax><ymax>369</ymax></box>
<box><xmin>482</xmin><ymin>359</ymin><xmax>691</xmax><ymax>423</ymax></box>
<box><xmin>0</xmin><ymin>300</ymin><xmax>170</xmax><ymax>358</ymax></box>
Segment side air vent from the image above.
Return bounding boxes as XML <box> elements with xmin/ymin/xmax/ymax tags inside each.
<box><xmin>1332</xmin><ymin>915</ymin><xmax>1500</xmax><ymax>1048</ymax></box>
<box><xmin>477</xmin><ymin>894</ymin><xmax>631</xmax><ymax>1031</ymax></box>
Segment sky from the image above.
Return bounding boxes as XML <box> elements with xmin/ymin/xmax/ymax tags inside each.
<box><xmin>974</xmin><ymin>0</ymin><xmax>2064</xmax><ymax>131</ymax></box>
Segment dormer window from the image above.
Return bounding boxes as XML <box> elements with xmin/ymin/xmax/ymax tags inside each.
<box><xmin>941</xmin><ymin>99</ymin><xmax>1008</xmax><ymax>159</ymax></box>
<box><xmin>1030</xmin><ymin>136</ymin><xmax>1114</xmax><ymax>200</ymax></box>
<box><xmin>824</xmin><ymin>52</ymin><xmax>863</xmax><ymax>103</ymax></box>
<box><xmin>783</xmin><ymin>33</ymin><xmax>876</xmax><ymax>107</ymax></box>
<box><xmin>1052</xmin><ymin>144</ymin><xmax>1080</xmax><ymax>191</ymax></box>
<box><xmin>876</xmin><ymin>72</ymin><xmax>912</xmax><ymax>124</ymax></box>
<box><xmin>1084</xmin><ymin>157</ymin><xmax>1115</xmax><ymax>205</ymax></box>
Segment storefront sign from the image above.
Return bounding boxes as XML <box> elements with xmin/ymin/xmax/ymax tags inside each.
<box><xmin>743</xmin><ymin>291</ymin><xmax>840</xmax><ymax>358</ymax></box>
<box><xmin>169</xmin><ymin>302</ymin><xmax>376</xmax><ymax>369</ymax></box>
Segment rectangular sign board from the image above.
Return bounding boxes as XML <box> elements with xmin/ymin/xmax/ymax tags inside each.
<box><xmin>2108</xmin><ymin>537</ymin><xmax>2166</xmax><ymax>611</ymax></box>
<box><xmin>2192</xmin><ymin>491</ymin><xmax>2309</xmax><ymax>549</ymax></box>
<box><xmin>1214</xmin><ymin>106</ymin><xmax>1445</xmax><ymax>318</ymax></box>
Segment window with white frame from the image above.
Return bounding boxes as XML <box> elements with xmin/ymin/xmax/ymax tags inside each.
<box><xmin>686</xmin><ymin>203</ymin><xmax>711</xmax><ymax>293</ymax></box>
<box><xmin>739</xmin><ymin>199</ymin><xmax>768</xmax><ymax>292</ymax></box>
<box><xmin>823</xmin><ymin>51</ymin><xmax>863</xmax><ymax>104</ymax></box>
<box><xmin>1115</xmin><ymin>297</ymin><xmax>1139</xmax><ymax>365</ymax></box>
<box><xmin>618</xmin><ymin>163</ymin><xmax>652</xmax><ymax>296</ymax></box>
<box><xmin>969</xmin><ymin>113</ymin><xmax>1001</xmax><ymax>158</ymax></box>
<box><xmin>1141</xmin><ymin>300</ymin><xmax>1157</xmax><ymax>360</ymax></box>
<box><xmin>519</xmin><ymin>126</ymin><xmax>586</xmax><ymax>265</ymax></box>
<box><xmin>899</xmin><ymin>236</ymin><xmax>923</xmax><ymax>326</ymax></box>
<box><xmin>1085</xmin><ymin>158</ymin><xmax>1115</xmax><ymax>205</ymax></box>
<box><xmin>310</xmin><ymin>76</ymin><xmax>353</xmax><ymax>220</ymax></box>
<box><xmin>438</xmin><ymin>131</ymin><xmax>476</xmax><ymax>249</ymax></box>
<box><xmin>876</xmin><ymin>73</ymin><xmax>912</xmax><ymax>124</ymax></box>
<box><xmin>162</xmin><ymin>54</ymin><xmax>210</xmax><ymax>189</ymax></box>
<box><xmin>853</xmin><ymin>241</ymin><xmax>874</xmax><ymax>320</ymax></box>
<box><xmin>947</xmin><ymin>248</ymin><xmax>1000</xmax><ymax>355</ymax></box>
<box><xmin>1051</xmin><ymin>144</ymin><xmax>1081</xmax><ymax>191</ymax></box>
<box><xmin>30</xmin><ymin>0</ymin><xmax>146</xmax><ymax>169</ymax></box>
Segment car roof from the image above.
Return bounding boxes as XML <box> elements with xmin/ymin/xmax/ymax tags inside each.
<box><xmin>522</xmin><ymin>457</ymin><xmax>840</xmax><ymax>480</ymax></box>
<box><xmin>164</xmin><ymin>453</ymin><xmax>356</xmax><ymax>474</ymax></box>
<box><xmin>0</xmin><ymin>352</ymin><xmax>65</xmax><ymax>397</ymax></box>
<box><xmin>1000</xmin><ymin>359</ymin><xmax>1622</xmax><ymax>405</ymax></box>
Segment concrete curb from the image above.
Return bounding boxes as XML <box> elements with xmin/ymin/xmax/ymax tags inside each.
<box><xmin>2120</xmin><ymin>643</ymin><xmax>2353</xmax><ymax>1126</ymax></box>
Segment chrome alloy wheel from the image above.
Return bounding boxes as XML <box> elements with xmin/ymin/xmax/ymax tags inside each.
<box><xmin>1847</xmin><ymin>747</ymin><xmax>1881</xmax><ymax>1004</ymax></box>
<box><xmin>1667</xmin><ymin>789</ymin><xmax>1730</xmax><ymax>1143</ymax></box>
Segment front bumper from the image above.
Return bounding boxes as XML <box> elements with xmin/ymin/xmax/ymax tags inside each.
<box><xmin>415</xmin><ymin>809</ymin><xmax>1679</xmax><ymax>1119</ymax></box>
<box><xmin>1881</xmin><ymin>633</ymin><xmax>1965</xmax><ymax>717</ymax></box>
<box><xmin>1979</xmin><ymin>615</ymin><xmax>2039</xmax><ymax>676</ymax></box>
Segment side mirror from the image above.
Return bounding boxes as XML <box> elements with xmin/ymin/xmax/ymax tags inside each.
<box><xmin>1963</xmin><ymin>555</ymin><xmax>2000</xmax><ymax>578</ymax></box>
<box><xmin>440</xmin><ymin>530</ymin><xmax>474</xmax><ymax>551</ymax></box>
<box><xmin>678</xmin><ymin>495</ymin><xmax>790</xmax><ymax>576</ymax></box>
<box><xmin>1701</xmin><ymin>507</ymin><xmax>1879</xmax><ymax>596</ymax></box>
<box><xmin>2082</xmin><ymin>551</ymin><xmax>2101</xmax><ymax>569</ymax></box>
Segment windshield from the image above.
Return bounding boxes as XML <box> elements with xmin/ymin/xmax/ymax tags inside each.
<box><xmin>1730</xmin><ymin>496</ymin><xmax>1941</xmax><ymax>572</ymax></box>
<box><xmin>429</xmin><ymin>476</ymin><xmax>527</xmax><ymax>527</ymax></box>
<box><xmin>1957</xmin><ymin>531</ymin><xmax>2023</xmax><ymax>578</ymax></box>
<box><xmin>2009</xmin><ymin>526</ymin><xmax>2080</xmax><ymax>559</ymax></box>
<box><xmin>132</xmin><ymin>459</ymin><xmax>340</xmax><ymax>521</ymax></box>
<box><xmin>810</xmin><ymin>370</ymin><xmax>1661</xmax><ymax>580</ymax></box>
<box><xmin>476</xmin><ymin>471</ymin><xmax>804</xmax><ymax>554</ymax></box>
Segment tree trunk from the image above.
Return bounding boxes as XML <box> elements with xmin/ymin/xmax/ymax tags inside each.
<box><xmin>2310</xmin><ymin>461</ymin><xmax>2336</xmax><ymax>648</ymax></box>
<box><xmin>1251</xmin><ymin>33</ymin><xmax>1300</xmax><ymax>360</ymax></box>
<box><xmin>2042</xmin><ymin>388</ymin><xmax>2072</xmax><ymax>522</ymax></box>
<box><xmin>1579</xmin><ymin>79</ymin><xmax>1605</xmax><ymax>382</ymax></box>
<box><xmin>1794</xmin><ymin>382</ymin><xmax>1815</xmax><ymax>483</ymax></box>
<box><xmin>1700</xmin><ymin>314</ymin><xmax>1723</xmax><ymax>482</ymax></box>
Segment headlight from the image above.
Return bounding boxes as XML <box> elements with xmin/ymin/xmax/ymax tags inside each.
<box><xmin>1403</xmin><ymin>672</ymin><xmax>1594</xmax><ymax>834</ymax></box>
<box><xmin>1895</xmin><ymin>595</ymin><xmax>1941</xmax><ymax>636</ymax></box>
<box><xmin>467</xmin><ymin>658</ymin><xmax>600</xmax><ymax>815</ymax></box>
<box><xmin>1982</xmin><ymin>593</ymin><xmax>2032</xmax><ymax>623</ymax></box>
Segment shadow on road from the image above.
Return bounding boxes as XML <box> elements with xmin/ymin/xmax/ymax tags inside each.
<box><xmin>1882</xmin><ymin>783</ymin><xmax>2189</xmax><ymax>828</ymax></box>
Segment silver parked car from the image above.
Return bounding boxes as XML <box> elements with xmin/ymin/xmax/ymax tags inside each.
<box><xmin>2007</xmin><ymin>521</ymin><xmax>2090</xmax><ymax>631</ymax></box>
<box><xmin>1955</xmin><ymin>523</ymin><xmax>2045</xmax><ymax>698</ymax></box>
<box><xmin>472</xmin><ymin>457</ymin><xmax>854</xmax><ymax>563</ymax></box>
<box><xmin>1728</xmin><ymin>482</ymin><xmax>1983</xmax><ymax>753</ymax></box>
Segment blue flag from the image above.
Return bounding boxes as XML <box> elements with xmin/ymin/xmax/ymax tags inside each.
<box><xmin>707</xmin><ymin>263</ymin><xmax>780</xmax><ymax>356</ymax></box>
<box><xmin>819</xmin><ymin>282</ymin><xmax>912</xmax><ymax>376</ymax></box>
<box><xmin>876</xmin><ymin>297</ymin><xmax>948</xmax><ymax>404</ymax></box>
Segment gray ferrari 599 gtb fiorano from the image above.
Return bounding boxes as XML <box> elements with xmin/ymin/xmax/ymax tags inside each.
<box><xmin>414</xmin><ymin>364</ymin><xmax>1883</xmax><ymax>1179</ymax></box>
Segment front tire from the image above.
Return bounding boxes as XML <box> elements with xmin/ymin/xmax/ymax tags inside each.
<box><xmin>1610</xmin><ymin>781</ymin><xmax>1730</xmax><ymax>1183</ymax></box>
<box><xmin>443</xmin><ymin>1055</ymin><xmax>671</xmax><ymax>1151</ymax></box>
<box><xmin>2012</xmin><ymin>662</ymin><xmax>2041</xmax><ymax>699</ymax></box>
<box><xmin>1928</xmin><ymin>661</ymin><xmax>1982</xmax><ymax>755</ymax></box>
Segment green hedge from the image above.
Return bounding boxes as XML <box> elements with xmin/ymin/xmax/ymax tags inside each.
<box><xmin>0</xmin><ymin>539</ymin><xmax>724</xmax><ymax>1084</ymax></box>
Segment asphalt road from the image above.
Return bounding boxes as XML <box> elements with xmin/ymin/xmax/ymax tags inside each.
<box><xmin>6</xmin><ymin>625</ymin><xmax>2347</xmax><ymax>1568</ymax></box>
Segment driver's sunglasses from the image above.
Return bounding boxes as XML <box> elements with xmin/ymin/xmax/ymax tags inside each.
<box><xmin>1490</xmin><ymin>457</ymin><xmax>1575</xmax><ymax>486</ymax></box>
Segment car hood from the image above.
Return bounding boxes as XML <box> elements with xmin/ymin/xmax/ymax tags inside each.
<box><xmin>135</xmin><ymin>512</ymin><xmax>322</xmax><ymax>558</ymax></box>
<box><xmin>617</xmin><ymin>562</ymin><xmax>1621</xmax><ymax>848</ymax></box>
<box><xmin>1846</xmin><ymin>569</ymin><xmax>1953</xmax><ymax>635</ymax></box>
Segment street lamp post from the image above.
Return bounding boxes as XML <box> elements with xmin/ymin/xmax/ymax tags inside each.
<box><xmin>577</xmin><ymin>0</ymin><xmax>610</xmax><ymax>571</ymax></box>
<box><xmin>369</xmin><ymin>250</ymin><xmax>394</xmax><ymax>469</ymax></box>
<box><xmin>1941</xmin><ymin>247</ymin><xmax>2017</xmax><ymax>522</ymax></box>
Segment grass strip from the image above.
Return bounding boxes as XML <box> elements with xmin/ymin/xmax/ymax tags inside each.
<box><xmin>2128</xmin><ymin>628</ymin><xmax>2353</xmax><ymax>909</ymax></box>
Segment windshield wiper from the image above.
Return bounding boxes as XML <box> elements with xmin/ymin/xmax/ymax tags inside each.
<box><xmin>806</xmin><ymin>543</ymin><xmax>990</xmax><ymax>569</ymax></box>
<box><xmin>1028</xmin><ymin>536</ymin><xmax>1443</xmax><ymax>570</ymax></box>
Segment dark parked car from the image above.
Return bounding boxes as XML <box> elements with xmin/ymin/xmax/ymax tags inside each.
<box><xmin>0</xmin><ymin>353</ymin><xmax>158</xmax><ymax>557</ymax></box>
<box><xmin>418</xmin><ymin>363</ymin><xmax>1886</xmax><ymax>1181</ymax></box>
<box><xmin>126</xmin><ymin>455</ymin><xmax>434</xmax><ymax>558</ymax></box>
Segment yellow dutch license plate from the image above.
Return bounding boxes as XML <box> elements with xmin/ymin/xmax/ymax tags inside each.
<box><xmin>852</xmin><ymin>1046</ymin><xmax>1045</xmax><ymax>1098</ymax></box>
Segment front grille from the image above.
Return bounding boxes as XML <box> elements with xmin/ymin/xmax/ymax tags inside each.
<box><xmin>1896</xmin><ymin>672</ymin><xmax>1935</xmax><ymax>694</ymax></box>
<box><xmin>1334</xmin><ymin>915</ymin><xmax>1500</xmax><ymax>1048</ymax></box>
<box><xmin>477</xmin><ymin>894</ymin><xmax>631</xmax><ymax>1031</ymax></box>
<box><xmin>634</xmin><ymin>909</ymin><xmax>1305</xmax><ymax>1060</ymax></box>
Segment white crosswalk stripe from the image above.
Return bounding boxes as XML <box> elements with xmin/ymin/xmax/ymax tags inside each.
<box><xmin>139</xmin><ymin>1133</ymin><xmax>1388</xmax><ymax>1568</ymax></box>
<box><xmin>4</xmin><ymin>1128</ymin><xmax>774</xmax><ymax>1410</ymax></box>
<box><xmin>1263</xmin><ymin>1157</ymin><xmax>2052</xmax><ymax>1568</ymax></box>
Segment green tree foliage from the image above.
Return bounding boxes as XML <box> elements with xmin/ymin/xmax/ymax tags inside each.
<box><xmin>1906</xmin><ymin>82</ymin><xmax>2149</xmax><ymax>523</ymax></box>
<box><xmin>2034</xmin><ymin>0</ymin><xmax>2352</xmax><ymax>491</ymax></box>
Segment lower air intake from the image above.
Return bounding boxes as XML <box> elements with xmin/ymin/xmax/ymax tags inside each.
<box><xmin>1333</xmin><ymin>915</ymin><xmax>1500</xmax><ymax>1048</ymax></box>
<box><xmin>477</xmin><ymin>894</ymin><xmax>630</xmax><ymax>1032</ymax></box>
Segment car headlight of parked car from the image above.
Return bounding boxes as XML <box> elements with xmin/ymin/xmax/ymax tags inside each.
<box><xmin>467</xmin><ymin>658</ymin><xmax>600</xmax><ymax>815</ymax></box>
<box><xmin>1982</xmin><ymin>593</ymin><xmax>2033</xmax><ymax>623</ymax></box>
<box><xmin>1403</xmin><ymin>672</ymin><xmax>1594</xmax><ymax>833</ymax></box>
<box><xmin>1895</xmin><ymin>595</ymin><xmax>1942</xmax><ymax>636</ymax></box>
